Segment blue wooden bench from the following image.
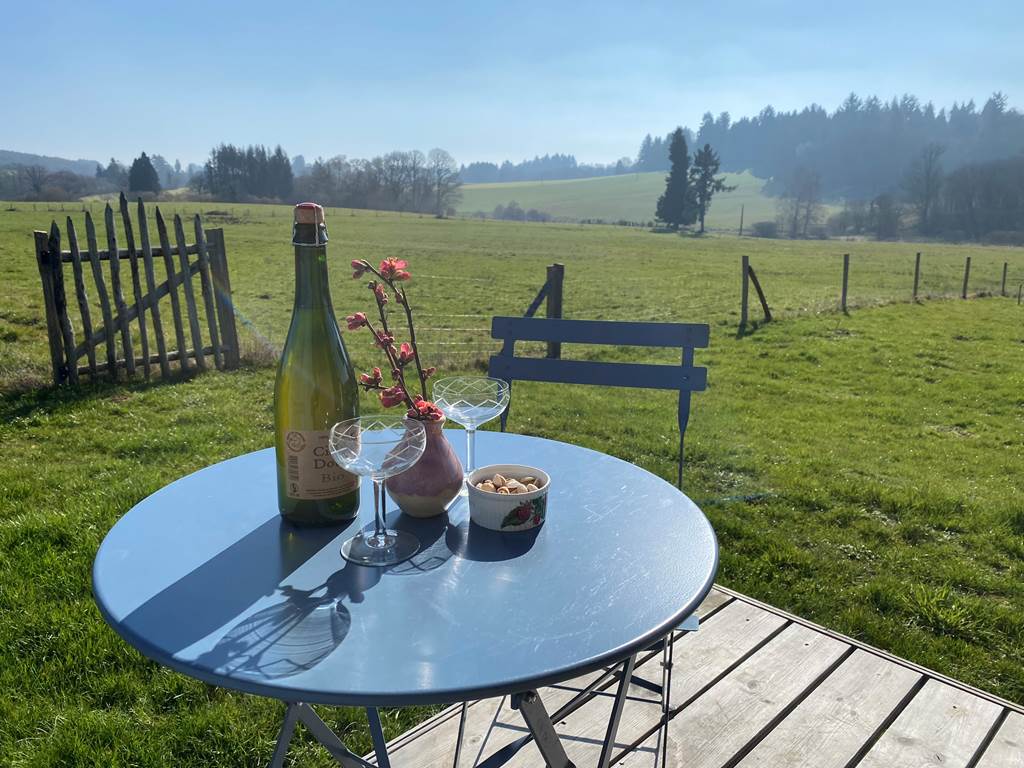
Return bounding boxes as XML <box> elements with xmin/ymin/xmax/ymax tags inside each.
<box><xmin>487</xmin><ymin>316</ymin><xmax>709</xmax><ymax>489</ymax></box>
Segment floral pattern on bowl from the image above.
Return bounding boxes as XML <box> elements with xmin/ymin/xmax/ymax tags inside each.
<box><xmin>500</xmin><ymin>495</ymin><xmax>547</xmax><ymax>530</ymax></box>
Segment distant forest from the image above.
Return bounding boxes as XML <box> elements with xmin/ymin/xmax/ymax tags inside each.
<box><xmin>467</xmin><ymin>93</ymin><xmax>1024</xmax><ymax>201</ymax></box>
<box><xmin>460</xmin><ymin>153</ymin><xmax>633</xmax><ymax>184</ymax></box>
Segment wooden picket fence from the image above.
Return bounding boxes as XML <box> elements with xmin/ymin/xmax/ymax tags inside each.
<box><xmin>34</xmin><ymin>193</ymin><xmax>240</xmax><ymax>386</ymax></box>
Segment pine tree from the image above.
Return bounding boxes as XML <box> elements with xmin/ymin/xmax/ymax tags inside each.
<box><xmin>689</xmin><ymin>143</ymin><xmax>734</xmax><ymax>233</ymax></box>
<box><xmin>636</xmin><ymin>134</ymin><xmax>653</xmax><ymax>171</ymax></box>
<box><xmin>128</xmin><ymin>152</ymin><xmax>161</xmax><ymax>194</ymax></box>
<box><xmin>655</xmin><ymin>128</ymin><xmax>695</xmax><ymax>229</ymax></box>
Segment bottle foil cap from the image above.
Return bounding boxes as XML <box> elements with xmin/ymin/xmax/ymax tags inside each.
<box><xmin>294</xmin><ymin>202</ymin><xmax>326</xmax><ymax>225</ymax></box>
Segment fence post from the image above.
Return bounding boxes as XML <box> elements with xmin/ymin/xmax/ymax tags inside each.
<box><xmin>962</xmin><ymin>256</ymin><xmax>971</xmax><ymax>299</ymax></box>
<box><xmin>545</xmin><ymin>263</ymin><xmax>564</xmax><ymax>359</ymax></box>
<box><xmin>738</xmin><ymin>204</ymin><xmax>745</xmax><ymax>237</ymax></box>
<box><xmin>841</xmin><ymin>253</ymin><xmax>850</xmax><ymax>312</ymax></box>
<box><xmin>206</xmin><ymin>228</ymin><xmax>241</xmax><ymax>369</ymax></box>
<box><xmin>740</xmin><ymin>254</ymin><xmax>749</xmax><ymax>330</ymax></box>
<box><xmin>34</xmin><ymin>230</ymin><xmax>66</xmax><ymax>384</ymax></box>
<box><xmin>1001</xmin><ymin>262</ymin><xmax>1008</xmax><ymax>296</ymax></box>
<box><xmin>913</xmin><ymin>252</ymin><xmax>921</xmax><ymax>301</ymax></box>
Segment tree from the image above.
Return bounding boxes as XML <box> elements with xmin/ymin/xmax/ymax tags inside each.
<box><xmin>95</xmin><ymin>158</ymin><xmax>127</xmax><ymax>189</ymax></box>
<box><xmin>777</xmin><ymin>167</ymin><xmax>823</xmax><ymax>238</ymax></box>
<box><xmin>689</xmin><ymin>143</ymin><xmax>735</xmax><ymax>233</ymax></box>
<box><xmin>871</xmin><ymin>194</ymin><xmax>902</xmax><ymax>240</ymax></box>
<box><xmin>149</xmin><ymin>154</ymin><xmax>174</xmax><ymax>189</ymax></box>
<box><xmin>128</xmin><ymin>152</ymin><xmax>161</xmax><ymax>194</ymax></box>
<box><xmin>427</xmin><ymin>148</ymin><xmax>461</xmax><ymax>216</ymax></box>
<box><xmin>655</xmin><ymin>128</ymin><xmax>696</xmax><ymax>230</ymax></box>
<box><xmin>19</xmin><ymin>165</ymin><xmax>48</xmax><ymax>198</ymax></box>
<box><xmin>903</xmin><ymin>143</ymin><xmax>944</xmax><ymax>233</ymax></box>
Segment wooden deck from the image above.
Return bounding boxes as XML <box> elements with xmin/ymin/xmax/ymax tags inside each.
<box><xmin>367</xmin><ymin>586</ymin><xmax>1024</xmax><ymax>767</ymax></box>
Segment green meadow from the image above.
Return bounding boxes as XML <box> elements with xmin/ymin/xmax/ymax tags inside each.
<box><xmin>457</xmin><ymin>170</ymin><xmax>801</xmax><ymax>227</ymax></box>
<box><xmin>2</xmin><ymin>201</ymin><xmax>1023</xmax><ymax>765</ymax></box>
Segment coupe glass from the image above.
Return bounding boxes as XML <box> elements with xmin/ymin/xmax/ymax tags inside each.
<box><xmin>432</xmin><ymin>376</ymin><xmax>510</xmax><ymax>492</ymax></box>
<box><xmin>329</xmin><ymin>416</ymin><xmax>427</xmax><ymax>566</ymax></box>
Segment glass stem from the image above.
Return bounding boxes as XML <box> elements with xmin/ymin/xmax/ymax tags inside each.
<box><xmin>466</xmin><ymin>427</ymin><xmax>477</xmax><ymax>477</ymax></box>
<box><xmin>373</xmin><ymin>478</ymin><xmax>386</xmax><ymax>541</ymax></box>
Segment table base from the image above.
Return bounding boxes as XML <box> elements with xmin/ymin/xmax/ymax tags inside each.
<box><xmin>267</xmin><ymin>627</ymin><xmax>689</xmax><ymax>768</ymax></box>
<box><xmin>268</xmin><ymin>702</ymin><xmax>389</xmax><ymax>768</ymax></box>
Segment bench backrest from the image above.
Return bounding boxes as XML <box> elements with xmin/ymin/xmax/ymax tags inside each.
<box><xmin>488</xmin><ymin>316</ymin><xmax>709</xmax><ymax>488</ymax></box>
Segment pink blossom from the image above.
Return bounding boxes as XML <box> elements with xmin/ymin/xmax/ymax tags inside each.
<box><xmin>397</xmin><ymin>342</ymin><xmax>415</xmax><ymax>366</ymax></box>
<box><xmin>351</xmin><ymin>260</ymin><xmax>369</xmax><ymax>279</ymax></box>
<box><xmin>379</xmin><ymin>385</ymin><xmax>407</xmax><ymax>408</ymax></box>
<box><xmin>359</xmin><ymin>367</ymin><xmax>383</xmax><ymax>387</ymax></box>
<box><xmin>346</xmin><ymin>312</ymin><xmax>367</xmax><ymax>330</ymax></box>
<box><xmin>379</xmin><ymin>257</ymin><xmax>409</xmax><ymax>280</ymax></box>
<box><xmin>407</xmin><ymin>398</ymin><xmax>444</xmax><ymax>421</ymax></box>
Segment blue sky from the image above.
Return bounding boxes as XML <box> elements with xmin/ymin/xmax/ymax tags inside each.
<box><xmin>3</xmin><ymin>1</ymin><xmax>1022</xmax><ymax>167</ymax></box>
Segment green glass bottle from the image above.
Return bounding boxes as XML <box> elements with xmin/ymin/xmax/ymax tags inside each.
<box><xmin>274</xmin><ymin>202</ymin><xmax>360</xmax><ymax>525</ymax></box>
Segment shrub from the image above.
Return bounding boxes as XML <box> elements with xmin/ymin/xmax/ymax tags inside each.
<box><xmin>750</xmin><ymin>221</ymin><xmax>778</xmax><ymax>238</ymax></box>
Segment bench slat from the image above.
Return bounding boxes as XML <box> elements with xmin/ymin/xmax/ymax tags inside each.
<box><xmin>489</xmin><ymin>356</ymin><xmax>707</xmax><ymax>391</ymax></box>
<box><xmin>491</xmin><ymin>316</ymin><xmax>710</xmax><ymax>348</ymax></box>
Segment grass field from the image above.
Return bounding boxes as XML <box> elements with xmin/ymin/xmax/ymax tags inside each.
<box><xmin>457</xmin><ymin>170</ymin><xmax>804</xmax><ymax>228</ymax></box>
<box><xmin>2</xmin><ymin>202</ymin><xmax>1024</xmax><ymax>765</ymax></box>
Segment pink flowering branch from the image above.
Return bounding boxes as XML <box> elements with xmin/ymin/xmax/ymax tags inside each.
<box><xmin>347</xmin><ymin>257</ymin><xmax>442</xmax><ymax>420</ymax></box>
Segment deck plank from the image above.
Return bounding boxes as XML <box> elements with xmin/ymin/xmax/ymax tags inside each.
<box><xmin>654</xmin><ymin>623</ymin><xmax>849</xmax><ymax>768</ymax></box>
<box><xmin>736</xmin><ymin>649</ymin><xmax>921</xmax><ymax>768</ymax></box>
<box><xmin>378</xmin><ymin>588</ymin><xmax>744</xmax><ymax>767</ymax></box>
<box><xmin>494</xmin><ymin>599</ymin><xmax>790</xmax><ymax>767</ymax></box>
<box><xmin>858</xmin><ymin>679</ymin><xmax>1003</xmax><ymax>768</ymax></box>
<box><xmin>974</xmin><ymin>711</ymin><xmax>1024</xmax><ymax>768</ymax></box>
<box><xmin>373</xmin><ymin>587</ymin><xmax>1024</xmax><ymax>768</ymax></box>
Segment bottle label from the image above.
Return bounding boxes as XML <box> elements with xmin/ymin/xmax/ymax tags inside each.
<box><xmin>283</xmin><ymin>429</ymin><xmax>359</xmax><ymax>500</ymax></box>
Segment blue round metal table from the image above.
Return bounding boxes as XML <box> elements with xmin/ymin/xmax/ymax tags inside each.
<box><xmin>93</xmin><ymin>432</ymin><xmax>718</xmax><ymax>768</ymax></box>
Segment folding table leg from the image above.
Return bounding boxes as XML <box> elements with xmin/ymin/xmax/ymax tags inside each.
<box><xmin>367</xmin><ymin>707</ymin><xmax>392</xmax><ymax>768</ymax></box>
<box><xmin>267</xmin><ymin>703</ymin><xmax>300</xmax><ymax>768</ymax></box>
<box><xmin>597</xmin><ymin>653</ymin><xmax>637</xmax><ymax>768</ymax></box>
<box><xmin>511</xmin><ymin>690</ymin><xmax>576</xmax><ymax>768</ymax></box>
<box><xmin>264</xmin><ymin>704</ymin><xmax>376</xmax><ymax>768</ymax></box>
<box><xmin>659</xmin><ymin>636</ymin><xmax>675</xmax><ymax>768</ymax></box>
<box><xmin>452</xmin><ymin>702</ymin><xmax>469</xmax><ymax>768</ymax></box>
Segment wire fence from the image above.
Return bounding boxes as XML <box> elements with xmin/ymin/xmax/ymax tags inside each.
<box><xmin>9</xmin><ymin>200</ymin><xmax>1024</xmax><ymax>386</ymax></box>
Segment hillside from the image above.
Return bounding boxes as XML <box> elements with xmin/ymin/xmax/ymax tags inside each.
<box><xmin>0</xmin><ymin>149</ymin><xmax>99</xmax><ymax>176</ymax></box>
<box><xmin>457</xmin><ymin>171</ymin><xmax>780</xmax><ymax>230</ymax></box>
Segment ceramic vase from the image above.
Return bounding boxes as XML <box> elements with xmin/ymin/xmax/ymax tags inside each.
<box><xmin>386</xmin><ymin>416</ymin><xmax>463</xmax><ymax>518</ymax></box>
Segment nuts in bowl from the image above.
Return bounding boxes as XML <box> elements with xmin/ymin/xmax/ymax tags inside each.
<box><xmin>466</xmin><ymin>464</ymin><xmax>550</xmax><ymax>531</ymax></box>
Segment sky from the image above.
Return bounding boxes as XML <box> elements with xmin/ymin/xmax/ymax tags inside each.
<box><xmin>3</xmin><ymin>1</ymin><xmax>1023</xmax><ymax>168</ymax></box>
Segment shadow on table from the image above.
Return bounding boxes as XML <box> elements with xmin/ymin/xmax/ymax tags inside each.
<box><xmin>190</xmin><ymin>511</ymin><xmax>457</xmax><ymax>680</ymax></box>
<box><xmin>385</xmin><ymin>507</ymin><xmax>453</xmax><ymax>576</ymax></box>
<box><xmin>194</xmin><ymin>561</ymin><xmax>385</xmax><ymax>680</ymax></box>
<box><xmin>120</xmin><ymin>516</ymin><xmax>355</xmax><ymax>657</ymax></box>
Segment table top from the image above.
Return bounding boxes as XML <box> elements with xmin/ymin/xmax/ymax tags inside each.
<box><xmin>93</xmin><ymin>432</ymin><xmax>718</xmax><ymax>707</ymax></box>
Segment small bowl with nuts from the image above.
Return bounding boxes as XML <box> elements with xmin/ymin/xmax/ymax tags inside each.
<box><xmin>466</xmin><ymin>464</ymin><xmax>550</xmax><ymax>532</ymax></box>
